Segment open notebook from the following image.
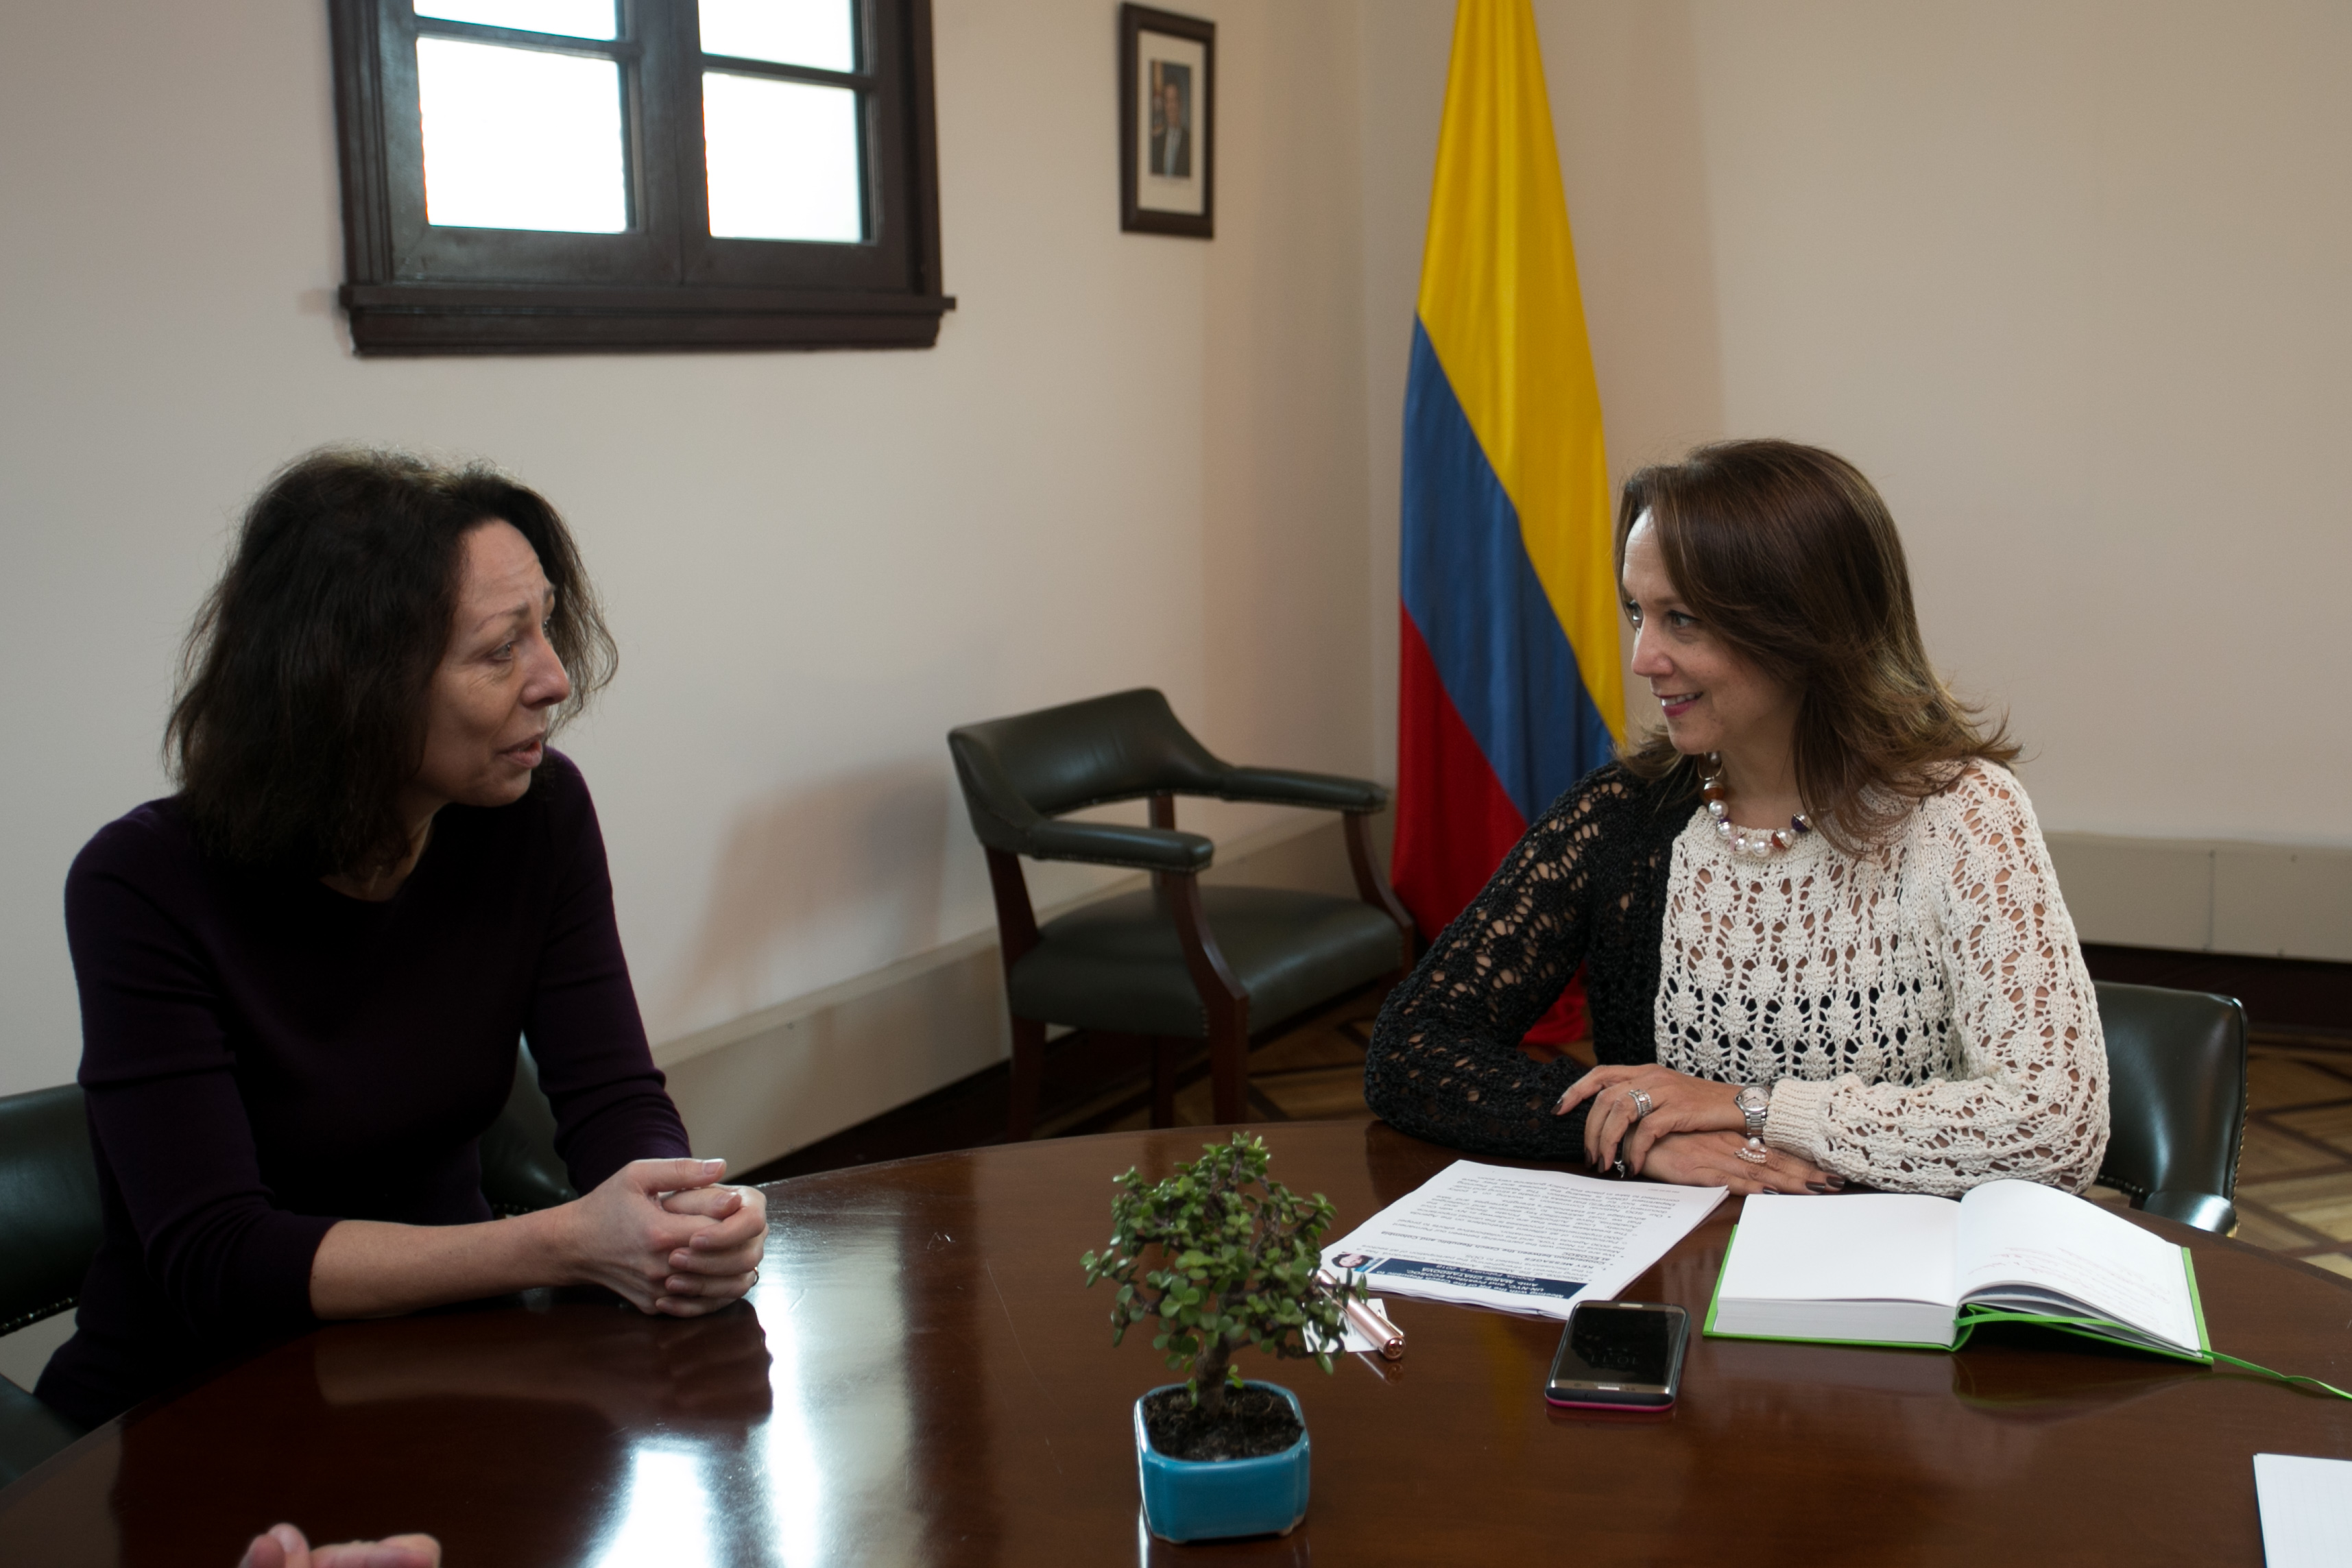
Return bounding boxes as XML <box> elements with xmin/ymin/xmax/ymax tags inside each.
<box><xmin>1704</xmin><ymin>1179</ymin><xmax>2210</xmax><ymax>1362</ymax></box>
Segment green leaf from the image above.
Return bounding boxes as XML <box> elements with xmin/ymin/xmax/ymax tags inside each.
<box><xmin>1084</xmin><ymin>1131</ymin><xmax>1345</xmax><ymax>1379</ymax></box>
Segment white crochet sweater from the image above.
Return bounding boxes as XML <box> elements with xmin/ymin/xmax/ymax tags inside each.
<box><xmin>1656</xmin><ymin>759</ymin><xmax>2109</xmax><ymax>1195</ymax></box>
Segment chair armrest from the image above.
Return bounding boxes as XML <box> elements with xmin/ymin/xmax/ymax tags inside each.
<box><xmin>1212</xmin><ymin>767</ymin><xmax>1388</xmax><ymax>814</ymax></box>
<box><xmin>479</xmin><ymin>1052</ymin><xmax>578</xmax><ymax>1218</ymax></box>
<box><xmin>1025</xmin><ymin>819</ymin><xmax>1214</xmax><ymax>873</ymax></box>
<box><xmin>2141</xmin><ymin>1189</ymin><xmax>2236</xmax><ymax>1235</ymax></box>
<box><xmin>0</xmin><ymin>1374</ymin><xmax>84</xmax><ymax>1487</ymax></box>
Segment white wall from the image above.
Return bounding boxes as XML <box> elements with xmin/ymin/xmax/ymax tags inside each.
<box><xmin>1361</xmin><ymin>0</ymin><xmax>2352</xmax><ymax>850</ymax></box>
<box><xmin>10</xmin><ymin>0</ymin><xmax>2347</xmax><ymax>1102</ymax></box>
<box><xmin>0</xmin><ymin>0</ymin><xmax>1375</xmax><ymax>1098</ymax></box>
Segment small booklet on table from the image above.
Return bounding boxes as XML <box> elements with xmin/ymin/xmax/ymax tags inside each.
<box><xmin>1704</xmin><ymin>1178</ymin><xmax>2210</xmax><ymax>1362</ymax></box>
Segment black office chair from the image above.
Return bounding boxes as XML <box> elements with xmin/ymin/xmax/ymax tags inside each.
<box><xmin>2094</xmin><ymin>980</ymin><xmax>2249</xmax><ymax>1235</ymax></box>
<box><xmin>0</xmin><ymin>1053</ymin><xmax>575</xmax><ymax>1486</ymax></box>
<box><xmin>0</xmin><ymin>1085</ymin><xmax>101</xmax><ymax>1486</ymax></box>
<box><xmin>949</xmin><ymin>688</ymin><xmax>1413</xmax><ymax>1139</ymax></box>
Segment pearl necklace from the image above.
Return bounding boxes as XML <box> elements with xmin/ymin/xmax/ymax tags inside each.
<box><xmin>1700</xmin><ymin>755</ymin><xmax>1812</xmax><ymax>858</ymax></box>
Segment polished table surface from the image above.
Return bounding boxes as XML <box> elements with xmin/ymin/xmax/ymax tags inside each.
<box><xmin>4</xmin><ymin>1120</ymin><xmax>2351</xmax><ymax>1565</ymax></box>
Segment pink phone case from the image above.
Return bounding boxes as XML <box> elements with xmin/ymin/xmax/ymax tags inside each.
<box><xmin>1544</xmin><ymin>1390</ymin><xmax>1675</xmax><ymax>1412</ymax></box>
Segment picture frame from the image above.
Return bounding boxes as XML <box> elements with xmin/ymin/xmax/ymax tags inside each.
<box><xmin>1118</xmin><ymin>4</ymin><xmax>1214</xmax><ymax>239</ymax></box>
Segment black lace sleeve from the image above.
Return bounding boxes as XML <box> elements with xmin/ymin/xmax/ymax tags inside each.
<box><xmin>1364</xmin><ymin>771</ymin><xmax>1646</xmax><ymax>1161</ymax></box>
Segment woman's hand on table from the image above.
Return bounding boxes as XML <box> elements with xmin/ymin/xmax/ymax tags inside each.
<box><xmin>239</xmin><ymin>1523</ymin><xmax>438</xmax><ymax>1568</ymax></box>
<box><xmin>560</xmin><ymin>1159</ymin><xmax>765</xmax><ymax>1316</ymax></box>
<box><xmin>657</xmin><ymin>1179</ymin><xmax>767</xmax><ymax>1313</ymax></box>
<box><xmin>1554</xmin><ymin>1064</ymin><xmax>1749</xmax><ymax>1174</ymax></box>
<box><xmin>1639</xmin><ymin>1131</ymin><xmax>1843</xmax><ymax>1196</ymax></box>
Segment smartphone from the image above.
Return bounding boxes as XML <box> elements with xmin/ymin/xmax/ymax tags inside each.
<box><xmin>1544</xmin><ymin>1301</ymin><xmax>1689</xmax><ymax>1410</ymax></box>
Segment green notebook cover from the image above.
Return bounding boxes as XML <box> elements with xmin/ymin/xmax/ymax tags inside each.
<box><xmin>1699</xmin><ymin>1223</ymin><xmax>2213</xmax><ymax>1365</ymax></box>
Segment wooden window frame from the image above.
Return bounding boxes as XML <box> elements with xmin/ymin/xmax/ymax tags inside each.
<box><xmin>328</xmin><ymin>0</ymin><xmax>951</xmax><ymax>354</ymax></box>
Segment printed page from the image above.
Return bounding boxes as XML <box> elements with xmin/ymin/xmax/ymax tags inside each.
<box><xmin>1319</xmin><ymin>1161</ymin><xmax>1726</xmax><ymax>1319</ymax></box>
<box><xmin>1716</xmin><ymin>1193</ymin><xmax>1962</xmax><ymax>1310</ymax></box>
<box><xmin>2255</xmin><ymin>1454</ymin><xmax>2352</xmax><ymax>1568</ymax></box>
<box><xmin>1954</xmin><ymin>1179</ymin><xmax>2200</xmax><ymax>1352</ymax></box>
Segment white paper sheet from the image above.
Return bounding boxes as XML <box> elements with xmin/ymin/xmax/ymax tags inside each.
<box><xmin>2255</xmin><ymin>1454</ymin><xmax>2352</xmax><ymax>1568</ymax></box>
<box><xmin>1319</xmin><ymin>1160</ymin><xmax>1726</xmax><ymax>1319</ymax></box>
<box><xmin>1723</xmin><ymin>1193</ymin><xmax>1963</xmax><ymax>1309</ymax></box>
<box><xmin>1955</xmin><ymin>1179</ymin><xmax>2203</xmax><ymax>1353</ymax></box>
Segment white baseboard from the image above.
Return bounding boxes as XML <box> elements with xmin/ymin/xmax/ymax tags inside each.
<box><xmin>2044</xmin><ymin>832</ymin><xmax>2352</xmax><ymax>962</ymax></box>
<box><xmin>658</xmin><ymin>808</ymin><xmax>1384</xmax><ymax>1169</ymax></box>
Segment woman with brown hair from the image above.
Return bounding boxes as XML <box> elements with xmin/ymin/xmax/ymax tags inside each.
<box><xmin>1364</xmin><ymin>439</ymin><xmax>2108</xmax><ymax>1197</ymax></box>
<box><xmin>39</xmin><ymin>450</ymin><xmax>766</xmax><ymax>1430</ymax></box>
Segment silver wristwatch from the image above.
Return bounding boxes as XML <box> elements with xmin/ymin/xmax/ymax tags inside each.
<box><xmin>1733</xmin><ymin>1084</ymin><xmax>1771</xmax><ymax>1164</ymax></box>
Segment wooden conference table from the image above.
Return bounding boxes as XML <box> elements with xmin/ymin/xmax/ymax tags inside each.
<box><xmin>3</xmin><ymin>1120</ymin><xmax>2349</xmax><ymax>1565</ymax></box>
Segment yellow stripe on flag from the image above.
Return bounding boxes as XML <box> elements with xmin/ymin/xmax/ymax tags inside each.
<box><xmin>1416</xmin><ymin>0</ymin><xmax>1622</xmax><ymax>745</ymax></box>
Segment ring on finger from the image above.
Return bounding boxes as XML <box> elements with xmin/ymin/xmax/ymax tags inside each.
<box><xmin>1626</xmin><ymin>1088</ymin><xmax>1653</xmax><ymax>1122</ymax></box>
<box><xmin>1736</xmin><ymin>1137</ymin><xmax>1769</xmax><ymax>1166</ymax></box>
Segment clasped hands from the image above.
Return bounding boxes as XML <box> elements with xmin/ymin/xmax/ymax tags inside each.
<box><xmin>1553</xmin><ymin>1065</ymin><xmax>1845</xmax><ymax>1197</ymax></box>
<box><xmin>239</xmin><ymin>1523</ymin><xmax>437</xmax><ymax>1568</ymax></box>
<box><xmin>566</xmin><ymin>1157</ymin><xmax>768</xmax><ymax>1316</ymax></box>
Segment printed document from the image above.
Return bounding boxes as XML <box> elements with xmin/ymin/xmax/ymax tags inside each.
<box><xmin>1319</xmin><ymin>1160</ymin><xmax>1727</xmax><ymax>1318</ymax></box>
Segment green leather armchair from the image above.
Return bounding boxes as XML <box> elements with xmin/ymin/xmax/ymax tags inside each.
<box><xmin>0</xmin><ymin>1052</ymin><xmax>575</xmax><ymax>1487</ymax></box>
<box><xmin>949</xmin><ymin>688</ymin><xmax>1413</xmax><ymax>1138</ymax></box>
<box><xmin>2094</xmin><ymin>980</ymin><xmax>2249</xmax><ymax>1235</ymax></box>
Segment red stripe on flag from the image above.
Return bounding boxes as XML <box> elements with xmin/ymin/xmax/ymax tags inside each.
<box><xmin>1392</xmin><ymin>607</ymin><xmax>1592</xmax><ymax>1048</ymax></box>
<box><xmin>1393</xmin><ymin>605</ymin><xmax>1524</xmax><ymax>935</ymax></box>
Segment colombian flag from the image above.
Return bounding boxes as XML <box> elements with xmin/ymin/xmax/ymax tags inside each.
<box><xmin>1393</xmin><ymin>0</ymin><xmax>1624</xmax><ymax>1043</ymax></box>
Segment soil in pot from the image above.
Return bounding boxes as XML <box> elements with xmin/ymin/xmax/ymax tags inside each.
<box><xmin>1140</xmin><ymin>1386</ymin><xmax>1305</xmax><ymax>1462</ymax></box>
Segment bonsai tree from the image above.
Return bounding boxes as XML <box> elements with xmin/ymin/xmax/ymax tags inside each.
<box><xmin>1081</xmin><ymin>1133</ymin><xmax>1358</xmax><ymax>1418</ymax></box>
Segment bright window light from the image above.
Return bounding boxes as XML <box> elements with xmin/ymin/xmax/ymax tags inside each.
<box><xmin>699</xmin><ymin>0</ymin><xmax>854</xmax><ymax>72</ymax></box>
<box><xmin>418</xmin><ymin>38</ymin><xmax>627</xmax><ymax>232</ymax></box>
<box><xmin>413</xmin><ymin>0</ymin><xmax>616</xmax><ymax>40</ymax></box>
<box><xmin>703</xmin><ymin>73</ymin><xmax>862</xmax><ymax>242</ymax></box>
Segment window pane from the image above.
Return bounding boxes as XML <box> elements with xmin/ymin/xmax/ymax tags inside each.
<box><xmin>703</xmin><ymin>73</ymin><xmax>862</xmax><ymax>242</ymax></box>
<box><xmin>418</xmin><ymin>38</ymin><xmax>627</xmax><ymax>232</ymax></box>
<box><xmin>413</xmin><ymin>0</ymin><xmax>616</xmax><ymax>40</ymax></box>
<box><xmin>699</xmin><ymin>0</ymin><xmax>854</xmax><ymax>72</ymax></box>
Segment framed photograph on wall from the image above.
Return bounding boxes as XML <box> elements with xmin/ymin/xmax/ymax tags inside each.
<box><xmin>1119</xmin><ymin>5</ymin><xmax>1214</xmax><ymax>238</ymax></box>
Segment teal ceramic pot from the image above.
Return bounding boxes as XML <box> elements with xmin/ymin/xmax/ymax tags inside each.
<box><xmin>1133</xmin><ymin>1382</ymin><xmax>1311</xmax><ymax>1543</ymax></box>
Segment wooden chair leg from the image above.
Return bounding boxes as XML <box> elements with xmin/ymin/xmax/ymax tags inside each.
<box><xmin>1208</xmin><ymin>1002</ymin><xmax>1249</xmax><ymax>1126</ymax></box>
<box><xmin>1007</xmin><ymin>1016</ymin><xmax>1047</xmax><ymax>1141</ymax></box>
<box><xmin>1160</xmin><ymin>868</ymin><xmax>1253</xmax><ymax>1127</ymax></box>
<box><xmin>1151</xmin><ymin>1036</ymin><xmax>1181</xmax><ymax>1129</ymax></box>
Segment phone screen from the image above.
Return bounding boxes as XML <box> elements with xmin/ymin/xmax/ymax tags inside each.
<box><xmin>1546</xmin><ymin>1302</ymin><xmax>1688</xmax><ymax>1407</ymax></box>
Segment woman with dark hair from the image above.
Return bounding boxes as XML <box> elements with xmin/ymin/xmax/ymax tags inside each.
<box><xmin>38</xmin><ymin>450</ymin><xmax>766</xmax><ymax>1430</ymax></box>
<box><xmin>1365</xmin><ymin>439</ymin><xmax>2108</xmax><ymax>1197</ymax></box>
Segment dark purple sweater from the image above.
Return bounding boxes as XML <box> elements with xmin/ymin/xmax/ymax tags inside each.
<box><xmin>38</xmin><ymin>750</ymin><xmax>691</xmax><ymax>1429</ymax></box>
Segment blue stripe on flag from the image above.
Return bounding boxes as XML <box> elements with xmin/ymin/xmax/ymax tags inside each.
<box><xmin>1400</xmin><ymin>319</ymin><xmax>1617</xmax><ymax>823</ymax></box>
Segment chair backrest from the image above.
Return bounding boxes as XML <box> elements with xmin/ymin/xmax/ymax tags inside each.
<box><xmin>948</xmin><ymin>688</ymin><xmax>1227</xmax><ymax>849</ymax></box>
<box><xmin>0</xmin><ymin>1086</ymin><xmax>104</xmax><ymax>1338</ymax></box>
<box><xmin>2096</xmin><ymin>980</ymin><xmax>2248</xmax><ymax>1230</ymax></box>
